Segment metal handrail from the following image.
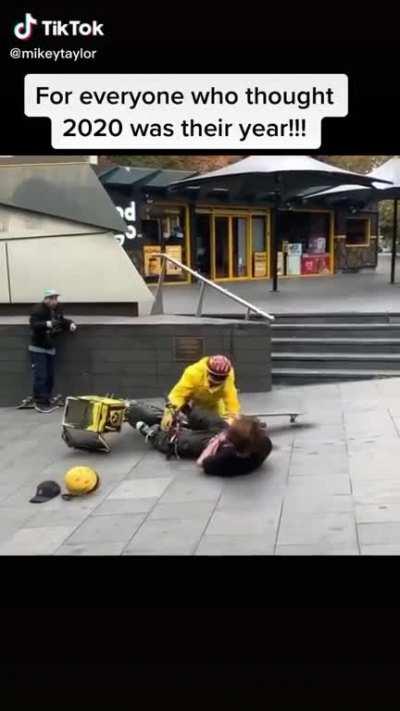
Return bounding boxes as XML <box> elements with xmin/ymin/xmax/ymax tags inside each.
<box><xmin>151</xmin><ymin>252</ymin><xmax>275</xmax><ymax>322</ymax></box>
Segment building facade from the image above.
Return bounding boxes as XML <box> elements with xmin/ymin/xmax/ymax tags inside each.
<box><xmin>99</xmin><ymin>164</ymin><xmax>379</xmax><ymax>285</ymax></box>
<box><xmin>0</xmin><ymin>157</ymin><xmax>152</xmax><ymax>314</ymax></box>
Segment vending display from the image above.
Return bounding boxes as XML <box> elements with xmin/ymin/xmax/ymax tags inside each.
<box><xmin>287</xmin><ymin>242</ymin><xmax>303</xmax><ymax>256</ymax></box>
<box><xmin>287</xmin><ymin>255</ymin><xmax>302</xmax><ymax>276</ymax></box>
<box><xmin>253</xmin><ymin>251</ymin><xmax>268</xmax><ymax>277</ymax></box>
<box><xmin>277</xmin><ymin>252</ymin><xmax>284</xmax><ymax>276</ymax></box>
<box><xmin>308</xmin><ymin>237</ymin><xmax>326</xmax><ymax>254</ymax></box>
<box><xmin>301</xmin><ymin>254</ymin><xmax>330</xmax><ymax>275</ymax></box>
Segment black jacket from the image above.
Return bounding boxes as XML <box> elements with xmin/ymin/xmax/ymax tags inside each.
<box><xmin>202</xmin><ymin>436</ymin><xmax>273</xmax><ymax>477</ymax></box>
<box><xmin>29</xmin><ymin>302</ymin><xmax>73</xmax><ymax>350</ymax></box>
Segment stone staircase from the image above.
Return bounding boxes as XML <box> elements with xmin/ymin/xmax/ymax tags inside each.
<box><xmin>271</xmin><ymin>313</ymin><xmax>400</xmax><ymax>385</ymax></box>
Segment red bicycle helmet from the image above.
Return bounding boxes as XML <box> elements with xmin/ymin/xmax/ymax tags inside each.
<box><xmin>207</xmin><ymin>355</ymin><xmax>232</xmax><ymax>379</ymax></box>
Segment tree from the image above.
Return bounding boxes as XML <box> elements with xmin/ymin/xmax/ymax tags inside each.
<box><xmin>99</xmin><ymin>154</ymin><xmax>240</xmax><ymax>172</ymax></box>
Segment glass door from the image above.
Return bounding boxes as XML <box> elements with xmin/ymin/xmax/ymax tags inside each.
<box><xmin>194</xmin><ymin>214</ymin><xmax>212</xmax><ymax>278</ymax></box>
<box><xmin>232</xmin><ymin>217</ymin><xmax>249</xmax><ymax>277</ymax></box>
<box><xmin>214</xmin><ymin>216</ymin><xmax>230</xmax><ymax>279</ymax></box>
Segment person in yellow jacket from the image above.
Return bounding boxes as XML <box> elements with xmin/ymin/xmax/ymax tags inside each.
<box><xmin>161</xmin><ymin>354</ymin><xmax>240</xmax><ymax>431</ymax></box>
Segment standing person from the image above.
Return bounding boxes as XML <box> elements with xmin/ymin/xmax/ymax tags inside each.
<box><xmin>160</xmin><ymin>355</ymin><xmax>240</xmax><ymax>431</ymax></box>
<box><xmin>18</xmin><ymin>289</ymin><xmax>77</xmax><ymax>413</ymax></box>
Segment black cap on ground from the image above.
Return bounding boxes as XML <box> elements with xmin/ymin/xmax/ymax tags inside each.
<box><xmin>29</xmin><ymin>480</ymin><xmax>61</xmax><ymax>504</ymax></box>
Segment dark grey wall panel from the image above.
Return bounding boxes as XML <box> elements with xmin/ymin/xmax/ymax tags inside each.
<box><xmin>0</xmin><ymin>318</ymin><xmax>271</xmax><ymax>406</ymax></box>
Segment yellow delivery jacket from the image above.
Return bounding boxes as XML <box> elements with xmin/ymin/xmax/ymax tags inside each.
<box><xmin>167</xmin><ymin>357</ymin><xmax>240</xmax><ymax>417</ymax></box>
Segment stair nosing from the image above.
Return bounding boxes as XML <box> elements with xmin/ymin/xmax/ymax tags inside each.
<box><xmin>272</xmin><ymin>338</ymin><xmax>400</xmax><ymax>344</ymax></box>
<box><xmin>272</xmin><ymin>367</ymin><xmax>400</xmax><ymax>376</ymax></box>
<box><xmin>272</xmin><ymin>323</ymin><xmax>400</xmax><ymax>329</ymax></box>
<box><xmin>272</xmin><ymin>352</ymin><xmax>400</xmax><ymax>360</ymax></box>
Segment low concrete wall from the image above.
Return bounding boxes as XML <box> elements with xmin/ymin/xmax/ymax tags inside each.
<box><xmin>0</xmin><ymin>315</ymin><xmax>271</xmax><ymax>406</ymax></box>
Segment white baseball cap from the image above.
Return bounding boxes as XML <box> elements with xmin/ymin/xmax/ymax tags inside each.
<box><xmin>43</xmin><ymin>288</ymin><xmax>60</xmax><ymax>298</ymax></box>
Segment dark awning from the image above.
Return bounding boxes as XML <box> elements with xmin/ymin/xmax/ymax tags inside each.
<box><xmin>100</xmin><ymin>166</ymin><xmax>197</xmax><ymax>190</ymax></box>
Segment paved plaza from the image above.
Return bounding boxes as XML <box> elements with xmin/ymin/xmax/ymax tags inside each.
<box><xmin>142</xmin><ymin>255</ymin><xmax>400</xmax><ymax>316</ymax></box>
<box><xmin>1</xmin><ymin>378</ymin><xmax>400</xmax><ymax>555</ymax></box>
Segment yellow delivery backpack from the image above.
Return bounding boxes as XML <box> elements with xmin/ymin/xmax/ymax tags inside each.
<box><xmin>62</xmin><ymin>395</ymin><xmax>126</xmax><ymax>453</ymax></box>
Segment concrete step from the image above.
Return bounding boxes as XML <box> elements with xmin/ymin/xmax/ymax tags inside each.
<box><xmin>201</xmin><ymin>312</ymin><xmax>400</xmax><ymax>325</ymax></box>
<box><xmin>272</xmin><ymin>367</ymin><xmax>400</xmax><ymax>385</ymax></box>
<box><xmin>272</xmin><ymin>338</ymin><xmax>400</xmax><ymax>354</ymax></box>
<box><xmin>272</xmin><ymin>312</ymin><xmax>397</xmax><ymax>324</ymax></box>
<box><xmin>272</xmin><ymin>324</ymin><xmax>400</xmax><ymax>339</ymax></box>
<box><xmin>272</xmin><ymin>352</ymin><xmax>400</xmax><ymax>371</ymax></box>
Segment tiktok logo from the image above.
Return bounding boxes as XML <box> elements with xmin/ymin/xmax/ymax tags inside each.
<box><xmin>14</xmin><ymin>13</ymin><xmax>38</xmax><ymax>40</ymax></box>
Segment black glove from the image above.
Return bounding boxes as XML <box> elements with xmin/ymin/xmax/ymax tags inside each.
<box><xmin>51</xmin><ymin>318</ymin><xmax>64</xmax><ymax>333</ymax></box>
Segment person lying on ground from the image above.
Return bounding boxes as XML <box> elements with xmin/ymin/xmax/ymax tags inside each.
<box><xmin>160</xmin><ymin>354</ymin><xmax>240</xmax><ymax>431</ymax></box>
<box><xmin>126</xmin><ymin>401</ymin><xmax>272</xmax><ymax>477</ymax></box>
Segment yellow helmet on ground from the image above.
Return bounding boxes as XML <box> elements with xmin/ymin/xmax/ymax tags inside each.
<box><xmin>64</xmin><ymin>466</ymin><xmax>100</xmax><ymax>497</ymax></box>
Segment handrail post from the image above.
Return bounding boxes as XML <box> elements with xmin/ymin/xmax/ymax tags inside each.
<box><xmin>151</xmin><ymin>255</ymin><xmax>167</xmax><ymax>315</ymax></box>
<box><xmin>151</xmin><ymin>253</ymin><xmax>275</xmax><ymax>322</ymax></box>
<box><xmin>245</xmin><ymin>307</ymin><xmax>251</xmax><ymax>320</ymax></box>
<box><xmin>196</xmin><ymin>281</ymin><xmax>207</xmax><ymax>317</ymax></box>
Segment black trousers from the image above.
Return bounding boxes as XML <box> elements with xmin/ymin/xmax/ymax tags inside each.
<box><xmin>125</xmin><ymin>401</ymin><xmax>227</xmax><ymax>459</ymax></box>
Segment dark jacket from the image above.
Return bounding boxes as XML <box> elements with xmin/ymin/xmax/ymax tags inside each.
<box><xmin>202</xmin><ymin>436</ymin><xmax>273</xmax><ymax>477</ymax></box>
<box><xmin>29</xmin><ymin>302</ymin><xmax>72</xmax><ymax>351</ymax></box>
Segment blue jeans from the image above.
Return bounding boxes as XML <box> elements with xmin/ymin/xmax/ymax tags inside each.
<box><xmin>30</xmin><ymin>351</ymin><xmax>55</xmax><ymax>404</ymax></box>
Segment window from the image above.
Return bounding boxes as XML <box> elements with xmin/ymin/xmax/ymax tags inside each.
<box><xmin>345</xmin><ymin>218</ymin><xmax>370</xmax><ymax>246</ymax></box>
<box><xmin>251</xmin><ymin>216</ymin><xmax>268</xmax><ymax>277</ymax></box>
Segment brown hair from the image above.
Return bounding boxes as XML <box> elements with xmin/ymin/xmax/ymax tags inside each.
<box><xmin>226</xmin><ymin>415</ymin><xmax>268</xmax><ymax>456</ymax></box>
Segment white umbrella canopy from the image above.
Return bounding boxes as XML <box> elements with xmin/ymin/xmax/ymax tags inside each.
<box><xmin>169</xmin><ymin>155</ymin><xmax>392</xmax><ymax>203</ymax></box>
<box><xmin>301</xmin><ymin>157</ymin><xmax>400</xmax><ymax>204</ymax></box>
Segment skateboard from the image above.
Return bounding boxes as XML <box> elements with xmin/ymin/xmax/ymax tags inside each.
<box><xmin>251</xmin><ymin>412</ymin><xmax>302</xmax><ymax>424</ymax></box>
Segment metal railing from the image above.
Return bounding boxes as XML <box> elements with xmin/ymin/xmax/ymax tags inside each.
<box><xmin>150</xmin><ymin>253</ymin><xmax>275</xmax><ymax>322</ymax></box>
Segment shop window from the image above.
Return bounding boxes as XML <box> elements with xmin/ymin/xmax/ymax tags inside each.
<box><xmin>215</xmin><ymin>216</ymin><xmax>230</xmax><ymax>279</ymax></box>
<box><xmin>141</xmin><ymin>205</ymin><xmax>188</xmax><ymax>283</ymax></box>
<box><xmin>232</xmin><ymin>217</ymin><xmax>248</xmax><ymax>277</ymax></box>
<box><xmin>345</xmin><ymin>218</ymin><xmax>370</xmax><ymax>246</ymax></box>
<box><xmin>251</xmin><ymin>216</ymin><xmax>268</xmax><ymax>277</ymax></box>
<box><xmin>195</xmin><ymin>214</ymin><xmax>212</xmax><ymax>278</ymax></box>
<box><xmin>276</xmin><ymin>210</ymin><xmax>331</xmax><ymax>276</ymax></box>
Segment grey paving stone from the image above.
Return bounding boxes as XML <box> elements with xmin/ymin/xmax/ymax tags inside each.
<box><xmin>54</xmin><ymin>542</ymin><xmax>125</xmax><ymax>556</ymax></box>
<box><xmin>293</xmin><ymin>425</ymin><xmax>346</xmax><ymax>445</ymax></box>
<box><xmin>196</xmin><ymin>535</ymin><xmax>274</xmax><ymax>556</ymax></box>
<box><xmin>124</xmin><ymin>518</ymin><xmax>207</xmax><ymax>555</ymax></box>
<box><xmin>289</xmin><ymin>451</ymin><xmax>348</xmax><ymax>477</ymax></box>
<box><xmin>357</xmin><ymin>522</ymin><xmax>400</xmax><ymax>546</ymax></box>
<box><xmin>352</xmin><ymin>479</ymin><xmax>400</xmax><ymax>503</ymax></box>
<box><xmin>24</xmin><ymin>508</ymin><xmax>91</xmax><ymax>529</ymax></box>
<box><xmin>275</xmin><ymin>544</ymin><xmax>359</xmax><ymax>556</ymax></box>
<box><xmin>66</xmin><ymin>513</ymin><xmax>146</xmax><ymax>545</ymax></box>
<box><xmin>107</xmin><ymin>478</ymin><xmax>172</xmax><ymax>500</ymax></box>
<box><xmin>361</xmin><ymin>544</ymin><xmax>400</xmax><ymax>556</ymax></box>
<box><xmin>347</xmin><ymin>435</ymin><xmax>400</xmax><ymax>454</ymax></box>
<box><xmin>349</xmin><ymin>445</ymin><xmax>400</xmax><ymax>479</ymax></box>
<box><xmin>92</xmin><ymin>497</ymin><xmax>158</xmax><ymax>516</ymax></box>
<box><xmin>277</xmin><ymin>512</ymin><xmax>357</xmax><ymax>547</ymax></box>
<box><xmin>159</xmin><ymin>476</ymin><xmax>223</xmax><ymax>504</ymax></box>
<box><xmin>0</xmin><ymin>525</ymin><xmax>76</xmax><ymax>555</ymax></box>
<box><xmin>283</xmin><ymin>494</ymin><xmax>354</xmax><ymax>514</ymax></box>
<box><xmin>205</xmin><ymin>510</ymin><xmax>278</xmax><ymax>538</ymax></box>
<box><xmin>148</xmin><ymin>500</ymin><xmax>216</xmax><ymax>521</ymax></box>
<box><xmin>287</xmin><ymin>474</ymin><xmax>351</xmax><ymax>495</ymax></box>
<box><xmin>355</xmin><ymin>504</ymin><xmax>400</xmax><ymax>524</ymax></box>
<box><xmin>126</xmin><ymin>453</ymin><xmax>191</xmax><ymax>479</ymax></box>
